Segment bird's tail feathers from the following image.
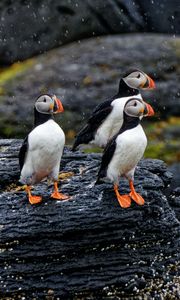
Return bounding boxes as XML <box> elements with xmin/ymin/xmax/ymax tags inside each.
<box><xmin>71</xmin><ymin>124</ymin><xmax>93</xmax><ymax>151</ymax></box>
<box><xmin>71</xmin><ymin>140</ymin><xmax>79</xmax><ymax>152</ymax></box>
<box><xmin>95</xmin><ymin>169</ymin><xmax>106</xmax><ymax>185</ymax></box>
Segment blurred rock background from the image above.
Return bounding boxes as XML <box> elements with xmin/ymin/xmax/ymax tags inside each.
<box><xmin>0</xmin><ymin>0</ymin><xmax>179</xmax><ymax>186</ymax></box>
<box><xmin>0</xmin><ymin>0</ymin><xmax>179</xmax><ymax>65</ymax></box>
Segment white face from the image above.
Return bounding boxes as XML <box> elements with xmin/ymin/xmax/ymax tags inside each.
<box><xmin>123</xmin><ymin>70</ymin><xmax>148</xmax><ymax>89</ymax></box>
<box><xmin>124</xmin><ymin>98</ymin><xmax>145</xmax><ymax>118</ymax></box>
<box><xmin>35</xmin><ymin>95</ymin><xmax>54</xmax><ymax>114</ymax></box>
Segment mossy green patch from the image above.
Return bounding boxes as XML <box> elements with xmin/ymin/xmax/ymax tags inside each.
<box><xmin>169</xmin><ymin>38</ymin><xmax>180</xmax><ymax>57</ymax></box>
<box><xmin>83</xmin><ymin>146</ymin><xmax>103</xmax><ymax>154</ymax></box>
<box><xmin>144</xmin><ymin>117</ymin><xmax>180</xmax><ymax>164</ymax></box>
<box><xmin>0</xmin><ymin>59</ymin><xmax>34</xmax><ymax>87</ymax></box>
<box><xmin>145</xmin><ymin>141</ymin><xmax>180</xmax><ymax>164</ymax></box>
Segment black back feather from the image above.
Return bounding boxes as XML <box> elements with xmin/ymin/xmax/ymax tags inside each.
<box><xmin>96</xmin><ymin>135</ymin><xmax>117</xmax><ymax>184</ymax></box>
<box><xmin>19</xmin><ymin>136</ymin><xmax>28</xmax><ymax>171</ymax></box>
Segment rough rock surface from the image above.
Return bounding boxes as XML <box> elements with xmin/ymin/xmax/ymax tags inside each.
<box><xmin>0</xmin><ymin>34</ymin><xmax>179</xmax><ymax>139</ymax></box>
<box><xmin>0</xmin><ymin>0</ymin><xmax>179</xmax><ymax>65</ymax></box>
<box><xmin>0</xmin><ymin>139</ymin><xmax>180</xmax><ymax>298</ymax></box>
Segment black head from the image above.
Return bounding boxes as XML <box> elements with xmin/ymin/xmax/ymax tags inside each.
<box><xmin>124</xmin><ymin>97</ymin><xmax>155</xmax><ymax>119</ymax></box>
<box><xmin>34</xmin><ymin>94</ymin><xmax>64</xmax><ymax>127</ymax></box>
<box><xmin>121</xmin><ymin>69</ymin><xmax>156</xmax><ymax>90</ymax></box>
<box><xmin>118</xmin><ymin>97</ymin><xmax>155</xmax><ymax>134</ymax></box>
<box><xmin>35</xmin><ymin>94</ymin><xmax>64</xmax><ymax>114</ymax></box>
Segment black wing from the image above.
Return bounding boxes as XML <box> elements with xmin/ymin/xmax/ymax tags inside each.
<box><xmin>71</xmin><ymin>123</ymin><xmax>94</xmax><ymax>151</ymax></box>
<box><xmin>96</xmin><ymin>134</ymin><xmax>117</xmax><ymax>184</ymax></box>
<box><xmin>72</xmin><ymin>101</ymin><xmax>113</xmax><ymax>151</ymax></box>
<box><xmin>92</xmin><ymin>99</ymin><xmax>113</xmax><ymax>114</ymax></box>
<box><xmin>88</xmin><ymin>103</ymin><xmax>113</xmax><ymax>126</ymax></box>
<box><xmin>19</xmin><ymin>136</ymin><xmax>28</xmax><ymax>171</ymax></box>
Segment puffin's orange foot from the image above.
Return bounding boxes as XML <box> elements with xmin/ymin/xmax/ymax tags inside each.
<box><xmin>129</xmin><ymin>191</ymin><xmax>145</xmax><ymax>206</ymax></box>
<box><xmin>29</xmin><ymin>195</ymin><xmax>42</xmax><ymax>205</ymax></box>
<box><xmin>51</xmin><ymin>191</ymin><xmax>70</xmax><ymax>200</ymax></box>
<box><xmin>116</xmin><ymin>194</ymin><xmax>131</xmax><ymax>208</ymax></box>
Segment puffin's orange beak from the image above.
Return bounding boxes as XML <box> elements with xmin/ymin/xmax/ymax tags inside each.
<box><xmin>144</xmin><ymin>102</ymin><xmax>155</xmax><ymax>117</ymax></box>
<box><xmin>54</xmin><ymin>97</ymin><xmax>64</xmax><ymax>113</ymax></box>
<box><xmin>147</xmin><ymin>75</ymin><xmax>156</xmax><ymax>89</ymax></box>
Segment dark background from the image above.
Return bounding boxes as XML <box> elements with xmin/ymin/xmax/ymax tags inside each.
<box><xmin>0</xmin><ymin>0</ymin><xmax>179</xmax><ymax>65</ymax></box>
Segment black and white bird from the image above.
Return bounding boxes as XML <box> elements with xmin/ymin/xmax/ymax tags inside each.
<box><xmin>19</xmin><ymin>94</ymin><xmax>70</xmax><ymax>204</ymax></box>
<box><xmin>72</xmin><ymin>70</ymin><xmax>155</xmax><ymax>151</ymax></box>
<box><xmin>96</xmin><ymin>97</ymin><xmax>154</xmax><ymax>208</ymax></box>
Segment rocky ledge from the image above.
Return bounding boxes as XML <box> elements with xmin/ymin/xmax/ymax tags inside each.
<box><xmin>0</xmin><ymin>139</ymin><xmax>180</xmax><ymax>299</ymax></box>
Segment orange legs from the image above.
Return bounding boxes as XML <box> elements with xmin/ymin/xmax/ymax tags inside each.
<box><xmin>24</xmin><ymin>182</ymin><xmax>70</xmax><ymax>204</ymax></box>
<box><xmin>114</xmin><ymin>180</ymin><xmax>145</xmax><ymax>208</ymax></box>
<box><xmin>25</xmin><ymin>185</ymin><xmax>42</xmax><ymax>205</ymax></box>
<box><xmin>51</xmin><ymin>181</ymin><xmax>70</xmax><ymax>200</ymax></box>
<box><xmin>114</xmin><ymin>184</ymin><xmax>131</xmax><ymax>208</ymax></box>
<box><xmin>129</xmin><ymin>180</ymin><xmax>145</xmax><ymax>206</ymax></box>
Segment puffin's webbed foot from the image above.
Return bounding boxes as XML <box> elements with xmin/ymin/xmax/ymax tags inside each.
<box><xmin>114</xmin><ymin>184</ymin><xmax>131</xmax><ymax>208</ymax></box>
<box><xmin>51</xmin><ymin>182</ymin><xmax>70</xmax><ymax>201</ymax></box>
<box><xmin>25</xmin><ymin>186</ymin><xmax>42</xmax><ymax>205</ymax></box>
<box><xmin>51</xmin><ymin>191</ymin><xmax>70</xmax><ymax>200</ymax></box>
<box><xmin>129</xmin><ymin>180</ymin><xmax>145</xmax><ymax>206</ymax></box>
<box><xmin>117</xmin><ymin>194</ymin><xmax>131</xmax><ymax>208</ymax></box>
<box><xmin>29</xmin><ymin>195</ymin><xmax>42</xmax><ymax>204</ymax></box>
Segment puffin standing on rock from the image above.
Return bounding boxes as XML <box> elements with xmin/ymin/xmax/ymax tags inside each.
<box><xmin>72</xmin><ymin>69</ymin><xmax>155</xmax><ymax>151</ymax></box>
<box><xmin>96</xmin><ymin>97</ymin><xmax>154</xmax><ymax>208</ymax></box>
<box><xmin>19</xmin><ymin>94</ymin><xmax>70</xmax><ymax>204</ymax></box>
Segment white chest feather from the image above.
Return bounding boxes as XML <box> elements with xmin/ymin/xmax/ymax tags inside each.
<box><xmin>92</xmin><ymin>94</ymin><xmax>142</xmax><ymax>147</ymax></box>
<box><xmin>107</xmin><ymin>124</ymin><xmax>147</xmax><ymax>182</ymax></box>
<box><xmin>20</xmin><ymin>120</ymin><xmax>65</xmax><ymax>184</ymax></box>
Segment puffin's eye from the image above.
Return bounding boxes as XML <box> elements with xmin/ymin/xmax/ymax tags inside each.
<box><xmin>43</xmin><ymin>98</ymin><xmax>46</xmax><ymax>102</ymax></box>
<box><xmin>134</xmin><ymin>102</ymin><xmax>137</xmax><ymax>107</ymax></box>
<box><xmin>137</xmin><ymin>74</ymin><xmax>141</xmax><ymax>78</ymax></box>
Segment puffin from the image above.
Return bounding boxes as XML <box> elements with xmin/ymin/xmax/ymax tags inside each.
<box><xmin>19</xmin><ymin>94</ymin><xmax>70</xmax><ymax>204</ymax></box>
<box><xmin>72</xmin><ymin>69</ymin><xmax>155</xmax><ymax>151</ymax></box>
<box><xmin>96</xmin><ymin>97</ymin><xmax>154</xmax><ymax>208</ymax></box>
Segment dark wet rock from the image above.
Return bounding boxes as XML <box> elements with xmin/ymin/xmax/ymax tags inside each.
<box><xmin>169</xmin><ymin>185</ymin><xmax>180</xmax><ymax>223</ymax></box>
<box><xmin>172</xmin><ymin>187</ymin><xmax>180</xmax><ymax>196</ymax></box>
<box><xmin>0</xmin><ymin>139</ymin><xmax>180</xmax><ymax>298</ymax></box>
<box><xmin>0</xmin><ymin>0</ymin><xmax>179</xmax><ymax>65</ymax></box>
<box><xmin>167</xmin><ymin>163</ymin><xmax>180</xmax><ymax>191</ymax></box>
<box><xmin>0</xmin><ymin>34</ymin><xmax>179</xmax><ymax>140</ymax></box>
